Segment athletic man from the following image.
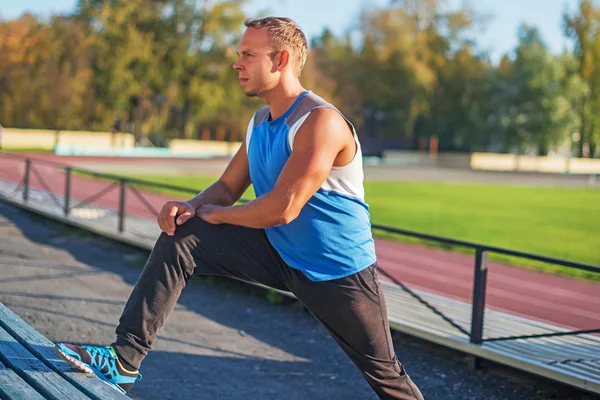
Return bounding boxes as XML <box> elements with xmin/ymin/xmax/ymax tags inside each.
<box><xmin>54</xmin><ymin>17</ymin><xmax>424</xmax><ymax>400</ymax></box>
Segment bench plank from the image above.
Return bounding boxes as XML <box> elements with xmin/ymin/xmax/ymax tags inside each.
<box><xmin>0</xmin><ymin>362</ymin><xmax>46</xmax><ymax>400</ymax></box>
<box><xmin>0</xmin><ymin>303</ymin><xmax>127</xmax><ymax>400</ymax></box>
<box><xmin>554</xmin><ymin>362</ymin><xmax>600</xmax><ymax>381</ymax></box>
<box><xmin>0</xmin><ymin>325</ymin><xmax>91</xmax><ymax>400</ymax></box>
<box><xmin>483</xmin><ymin>341</ymin><xmax>586</xmax><ymax>364</ymax></box>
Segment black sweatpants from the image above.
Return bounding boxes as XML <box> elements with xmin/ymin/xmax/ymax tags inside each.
<box><xmin>112</xmin><ymin>218</ymin><xmax>423</xmax><ymax>400</ymax></box>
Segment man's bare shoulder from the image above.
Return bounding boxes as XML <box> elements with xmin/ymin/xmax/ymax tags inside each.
<box><xmin>300</xmin><ymin>107</ymin><xmax>352</xmax><ymax>138</ymax></box>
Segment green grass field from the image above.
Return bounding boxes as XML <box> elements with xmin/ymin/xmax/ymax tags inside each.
<box><xmin>120</xmin><ymin>173</ymin><xmax>600</xmax><ymax>281</ymax></box>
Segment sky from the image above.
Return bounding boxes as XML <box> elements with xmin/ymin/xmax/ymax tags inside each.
<box><xmin>0</xmin><ymin>0</ymin><xmax>580</xmax><ymax>64</ymax></box>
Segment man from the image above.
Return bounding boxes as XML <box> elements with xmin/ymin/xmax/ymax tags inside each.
<box><xmin>54</xmin><ymin>17</ymin><xmax>424</xmax><ymax>400</ymax></box>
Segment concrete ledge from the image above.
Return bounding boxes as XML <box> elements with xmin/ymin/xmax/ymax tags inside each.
<box><xmin>168</xmin><ymin>139</ymin><xmax>242</xmax><ymax>157</ymax></box>
<box><xmin>471</xmin><ymin>153</ymin><xmax>600</xmax><ymax>175</ymax></box>
<box><xmin>0</xmin><ymin>196</ymin><xmax>155</xmax><ymax>252</ymax></box>
<box><xmin>3</xmin><ymin>128</ymin><xmax>134</xmax><ymax>150</ymax></box>
<box><xmin>570</xmin><ymin>158</ymin><xmax>600</xmax><ymax>174</ymax></box>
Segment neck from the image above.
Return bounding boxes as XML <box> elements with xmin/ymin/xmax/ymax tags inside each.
<box><xmin>261</xmin><ymin>79</ymin><xmax>306</xmax><ymax>120</ymax></box>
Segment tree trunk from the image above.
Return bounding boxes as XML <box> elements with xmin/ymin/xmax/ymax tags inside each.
<box><xmin>578</xmin><ymin>112</ymin><xmax>586</xmax><ymax>157</ymax></box>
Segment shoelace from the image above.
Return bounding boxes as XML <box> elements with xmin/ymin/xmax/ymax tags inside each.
<box><xmin>85</xmin><ymin>346</ymin><xmax>115</xmax><ymax>371</ymax></box>
<box><xmin>84</xmin><ymin>346</ymin><xmax>143</xmax><ymax>382</ymax></box>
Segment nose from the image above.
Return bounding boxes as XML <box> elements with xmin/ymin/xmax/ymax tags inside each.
<box><xmin>233</xmin><ymin>59</ymin><xmax>244</xmax><ymax>71</ymax></box>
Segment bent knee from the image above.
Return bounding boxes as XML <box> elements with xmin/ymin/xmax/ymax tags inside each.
<box><xmin>155</xmin><ymin>217</ymin><xmax>215</xmax><ymax>248</ymax></box>
<box><xmin>173</xmin><ymin>217</ymin><xmax>213</xmax><ymax>236</ymax></box>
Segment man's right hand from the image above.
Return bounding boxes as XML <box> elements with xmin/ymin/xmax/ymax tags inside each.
<box><xmin>157</xmin><ymin>201</ymin><xmax>196</xmax><ymax>236</ymax></box>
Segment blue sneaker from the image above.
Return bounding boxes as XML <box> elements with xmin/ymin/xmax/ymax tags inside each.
<box><xmin>54</xmin><ymin>343</ymin><xmax>142</xmax><ymax>394</ymax></box>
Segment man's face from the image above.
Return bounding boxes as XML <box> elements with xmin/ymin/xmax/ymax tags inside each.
<box><xmin>233</xmin><ymin>28</ymin><xmax>281</xmax><ymax>97</ymax></box>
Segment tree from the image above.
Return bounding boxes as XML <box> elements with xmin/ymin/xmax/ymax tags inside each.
<box><xmin>430</xmin><ymin>45</ymin><xmax>494</xmax><ymax>152</ymax></box>
<box><xmin>0</xmin><ymin>14</ymin><xmax>49</xmax><ymax>128</ymax></box>
<box><xmin>564</xmin><ymin>0</ymin><xmax>600</xmax><ymax>157</ymax></box>
<box><xmin>492</xmin><ymin>25</ymin><xmax>583</xmax><ymax>155</ymax></box>
<box><xmin>316</xmin><ymin>0</ymin><xmax>491</xmax><ymax>152</ymax></box>
<box><xmin>75</xmin><ymin>0</ymin><xmax>250</xmax><ymax>140</ymax></box>
<box><xmin>2</xmin><ymin>0</ymin><xmax>590</xmax><ymax>156</ymax></box>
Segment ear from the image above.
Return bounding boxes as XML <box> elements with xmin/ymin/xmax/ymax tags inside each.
<box><xmin>276</xmin><ymin>50</ymin><xmax>290</xmax><ymax>72</ymax></box>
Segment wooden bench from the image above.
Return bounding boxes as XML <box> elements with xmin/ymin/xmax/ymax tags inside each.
<box><xmin>0</xmin><ymin>302</ymin><xmax>127</xmax><ymax>400</ymax></box>
<box><xmin>383</xmin><ymin>282</ymin><xmax>600</xmax><ymax>395</ymax></box>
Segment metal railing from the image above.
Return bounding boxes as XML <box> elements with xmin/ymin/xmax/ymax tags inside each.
<box><xmin>370</xmin><ymin>224</ymin><xmax>600</xmax><ymax>344</ymax></box>
<box><xmin>1</xmin><ymin>152</ymin><xmax>599</xmax><ymax>348</ymax></box>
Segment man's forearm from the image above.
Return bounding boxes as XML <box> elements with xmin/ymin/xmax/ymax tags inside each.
<box><xmin>215</xmin><ymin>193</ymin><xmax>295</xmax><ymax>229</ymax></box>
<box><xmin>187</xmin><ymin>181</ymin><xmax>236</xmax><ymax>209</ymax></box>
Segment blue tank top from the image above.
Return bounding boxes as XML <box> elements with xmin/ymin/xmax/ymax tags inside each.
<box><xmin>246</xmin><ymin>91</ymin><xmax>377</xmax><ymax>281</ymax></box>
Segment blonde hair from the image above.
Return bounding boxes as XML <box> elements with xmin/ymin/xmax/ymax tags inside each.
<box><xmin>244</xmin><ymin>17</ymin><xmax>308</xmax><ymax>77</ymax></box>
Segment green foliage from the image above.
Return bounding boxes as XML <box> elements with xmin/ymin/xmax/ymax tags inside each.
<box><xmin>489</xmin><ymin>25</ymin><xmax>584</xmax><ymax>155</ymax></box>
<box><xmin>1</xmin><ymin>1</ymin><xmax>600</xmax><ymax>155</ymax></box>
<box><xmin>0</xmin><ymin>0</ymin><xmax>256</xmax><ymax>140</ymax></box>
<box><xmin>564</xmin><ymin>0</ymin><xmax>600</xmax><ymax>157</ymax></box>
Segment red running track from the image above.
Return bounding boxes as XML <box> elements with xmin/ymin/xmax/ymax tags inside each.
<box><xmin>0</xmin><ymin>154</ymin><xmax>598</xmax><ymax>332</ymax></box>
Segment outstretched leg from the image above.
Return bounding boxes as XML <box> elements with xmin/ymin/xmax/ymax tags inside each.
<box><xmin>289</xmin><ymin>264</ymin><xmax>424</xmax><ymax>400</ymax></box>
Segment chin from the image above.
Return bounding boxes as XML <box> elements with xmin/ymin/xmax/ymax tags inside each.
<box><xmin>243</xmin><ymin>84</ymin><xmax>269</xmax><ymax>98</ymax></box>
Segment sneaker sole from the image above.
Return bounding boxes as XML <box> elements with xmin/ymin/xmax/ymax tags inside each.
<box><xmin>54</xmin><ymin>345</ymin><xmax>95</xmax><ymax>375</ymax></box>
<box><xmin>54</xmin><ymin>345</ymin><xmax>126</xmax><ymax>395</ymax></box>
